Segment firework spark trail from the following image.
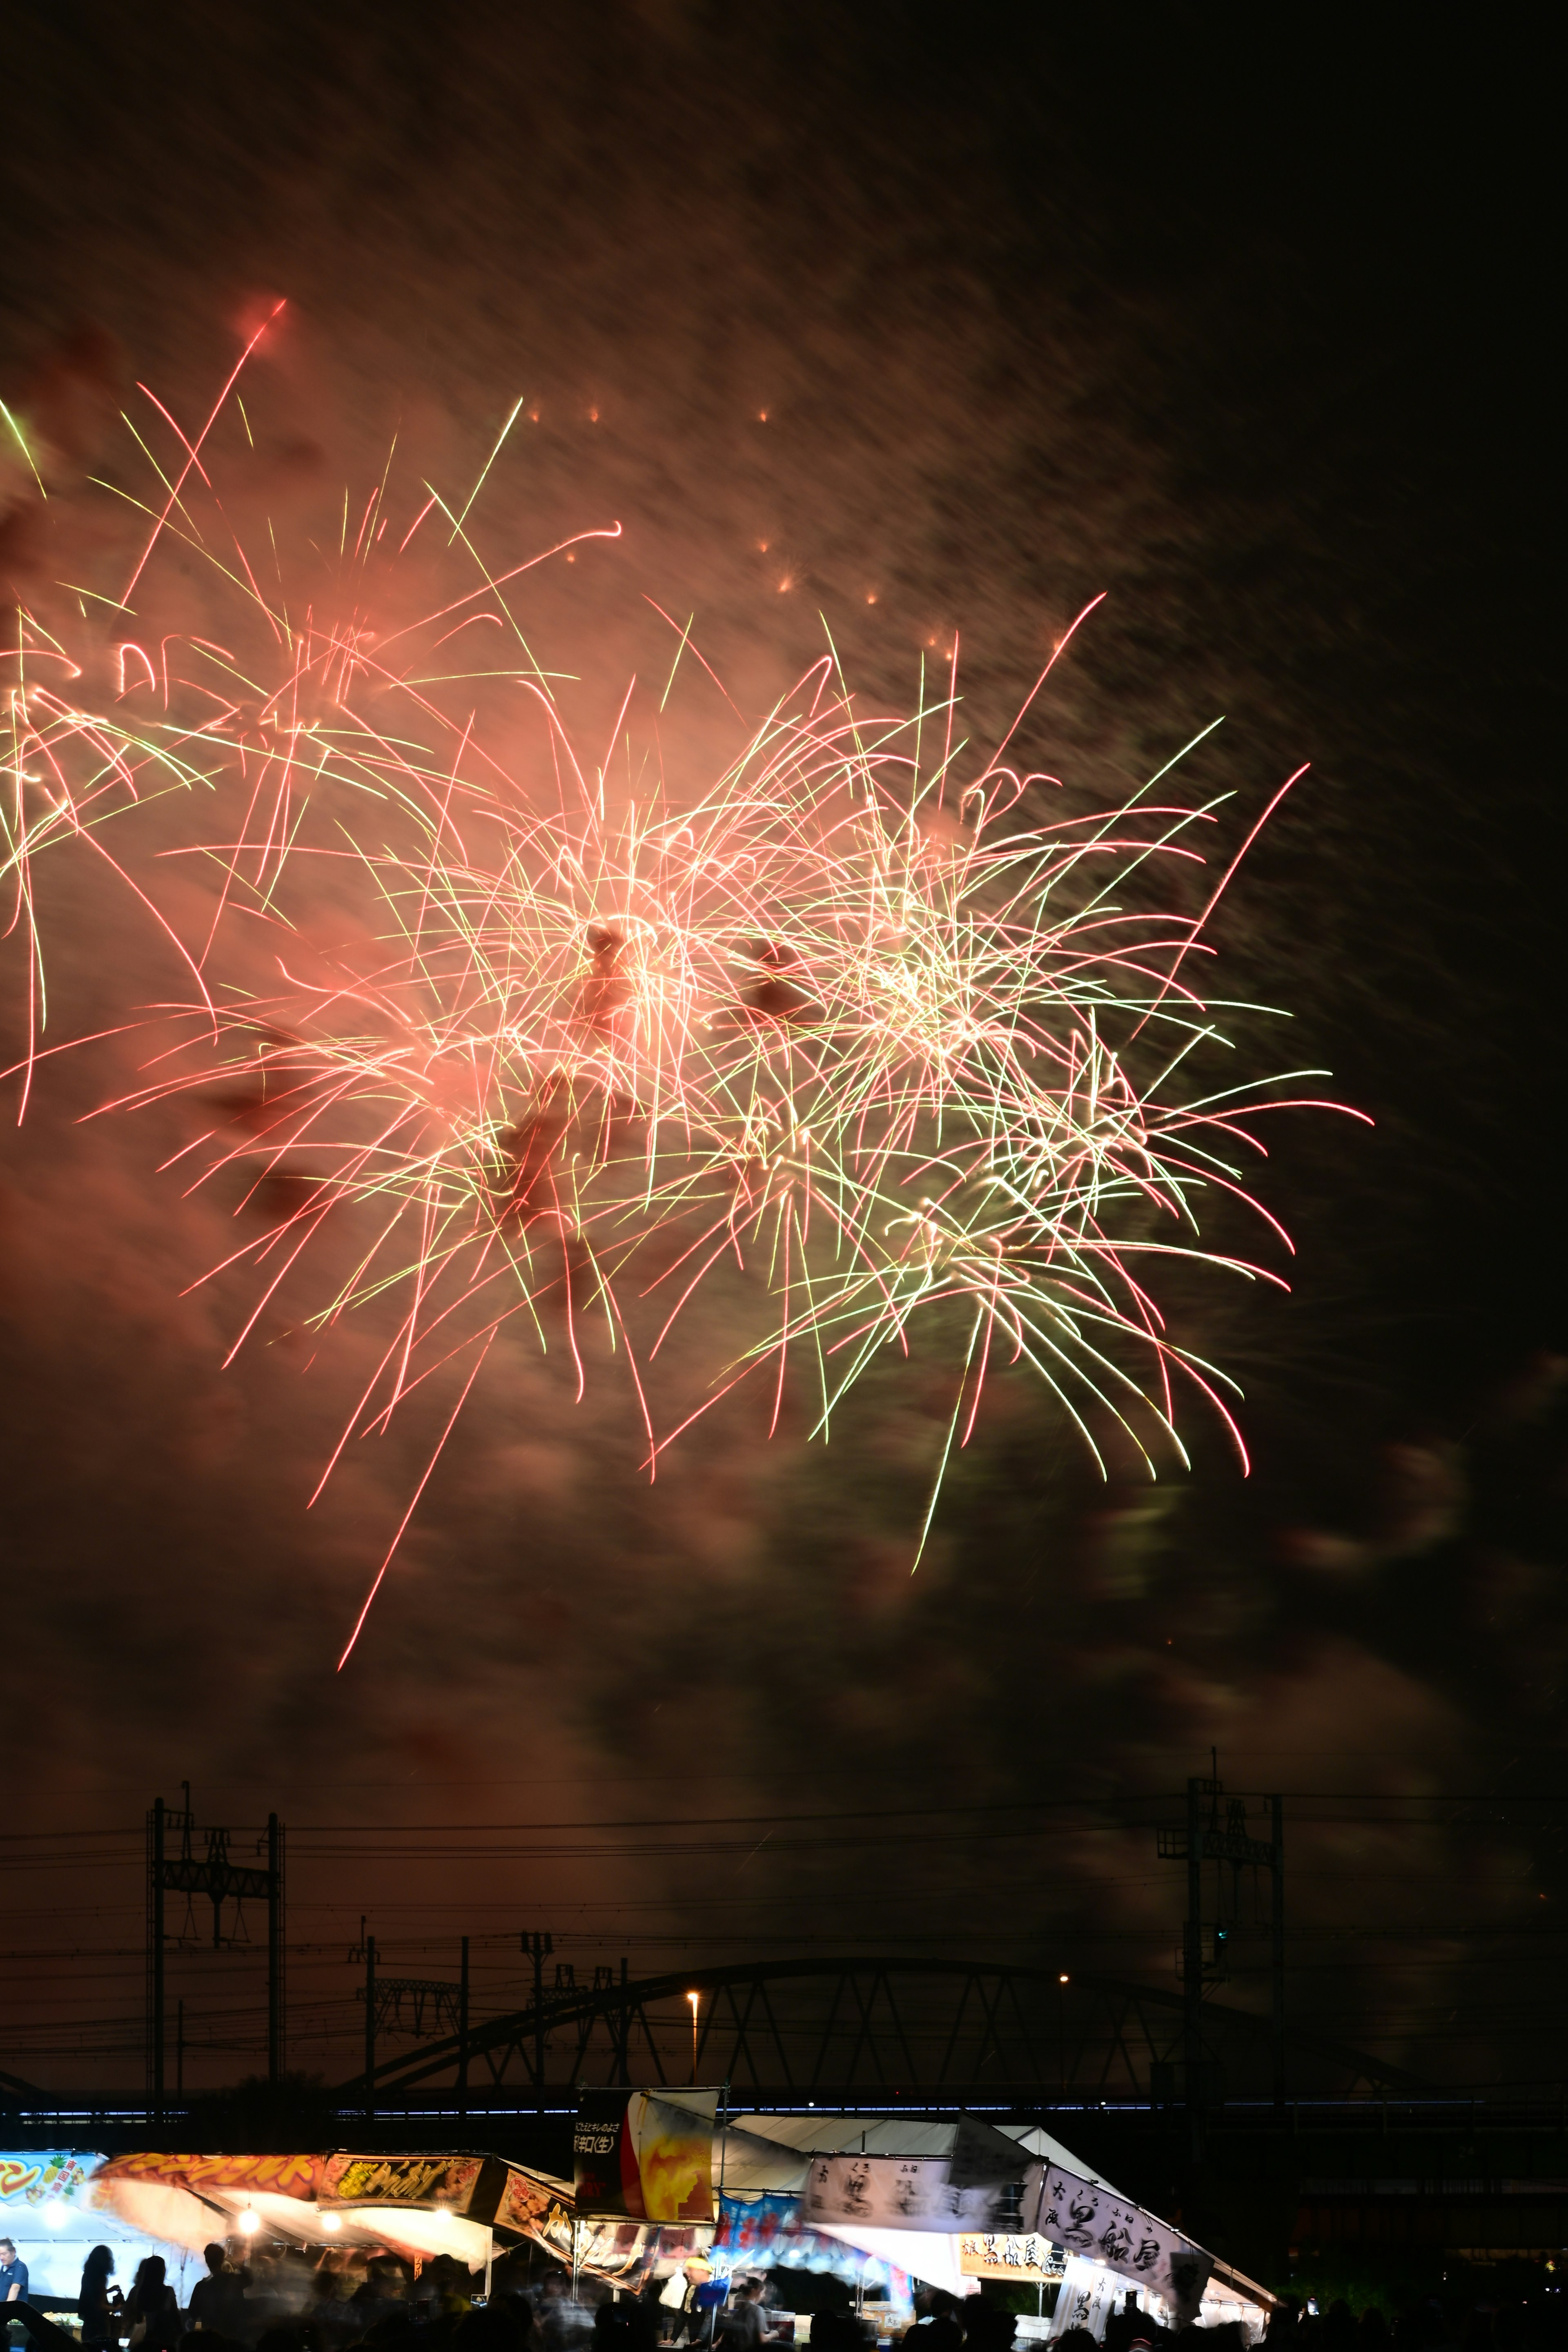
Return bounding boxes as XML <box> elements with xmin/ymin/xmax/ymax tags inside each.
<box><xmin>0</xmin><ymin>345</ymin><xmax>1368</xmax><ymax>1657</ymax></box>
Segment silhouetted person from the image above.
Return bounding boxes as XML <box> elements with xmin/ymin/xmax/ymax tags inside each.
<box><xmin>304</xmin><ymin>2272</ymin><xmax>359</xmax><ymax>2350</ymax></box>
<box><xmin>906</xmin><ymin>2296</ymin><xmax>962</xmax><ymax>2352</ymax></box>
<box><xmin>189</xmin><ymin>2249</ymin><xmax>247</xmax><ymax>2337</ymax></box>
<box><xmin>351</xmin><ymin>2262</ymin><xmax>407</xmax><ymax>2317</ymax></box>
<box><xmin>807</xmin><ymin>2319</ymin><xmax>869</xmax><ymax>2352</ymax></box>
<box><xmin>1393</xmin><ymin>2305</ymin><xmax>1444</xmax><ymax>2352</ymax></box>
<box><xmin>254</xmin><ymin>2324</ymin><xmax>322</xmax><ymax>2352</ymax></box>
<box><xmin>963</xmin><ymin>2305</ymin><xmax>1016</xmax><ymax>2352</ymax></box>
<box><xmin>124</xmin><ymin>2261</ymin><xmax>180</xmax><ymax>2352</ymax></box>
<box><xmin>536</xmin><ymin>2277</ymin><xmax>590</xmax><ymax>2352</ymax></box>
<box><xmin>79</xmin><ymin>2249</ymin><xmax>121</xmax><ymax>2352</ymax></box>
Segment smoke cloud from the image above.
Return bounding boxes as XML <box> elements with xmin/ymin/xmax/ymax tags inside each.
<box><xmin>0</xmin><ymin>3</ymin><xmax>1560</xmax><ymax>2095</ymax></box>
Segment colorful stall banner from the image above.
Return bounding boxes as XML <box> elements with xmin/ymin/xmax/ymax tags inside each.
<box><xmin>637</xmin><ymin>2095</ymin><xmax>715</xmax><ymax>2225</ymax></box>
<box><xmin>2</xmin><ymin>2154</ymin><xmax>188</xmax><ymax>2303</ymax></box>
<box><xmin>959</xmin><ymin>2235</ymin><xmax>1065</xmax><ymax>2285</ymax></box>
<box><xmin>524</xmin><ymin>2198</ymin><xmax>651</xmax><ymax>2284</ymax></box>
<box><xmin>575</xmin><ymin>2091</ymin><xmax>635</xmax><ymax>2215</ymax></box>
<box><xmin>715</xmin><ymin>2199</ymin><xmax>909</xmax><ymax>2296</ymax></box>
<box><xmin>1027</xmin><ymin>2165</ymin><xmax>1211</xmax><ymax>2312</ymax></box>
<box><xmin>714</xmin><ymin>2192</ymin><xmax>802</xmax><ymax>2260</ymax></box>
<box><xmin>800</xmin><ymin>2154</ymin><xmax>1027</xmax><ymax>2232</ymax></box>
<box><xmin>575</xmin><ymin>2090</ymin><xmax>716</xmax><ymax>2223</ymax></box>
<box><xmin>92</xmin><ymin>2152</ymin><xmax>327</xmax><ymax>2199</ymax></box>
<box><xmin>0</xmin><ymin>2154</ymin><xmax>96</xmax><ymax>2207</ymax></box>
<box><xmin>322</xmin><ymin>2154</ymin><xmax>484</xmax><ymax>2212</ymax></box>
<box><xmin>494</xmin><ymin>2166</ymin><xmax>556</xmax><ymax>2236</ymax></box>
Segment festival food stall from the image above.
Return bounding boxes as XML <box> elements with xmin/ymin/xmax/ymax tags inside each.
<box><xmin>87</xmin><ymin>2151</ymin><xmax>568</xmax><ymax>2281</ymax></box>
<box><xmin>8</xmin><ymin>2103</ymin><xmax>1272</xmax><ymax>2343</ymax></box>
<box><xmin>567</xmin><ymin>2098</ymin><xmax>1276</xmax><ymax>2340</ymax></box>
<box><xmin>2</xmin><ymin>2147</ymin><xmax>572</xmax><ymax>2327</ymax></box>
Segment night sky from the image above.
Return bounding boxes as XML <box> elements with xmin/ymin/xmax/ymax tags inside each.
<box><xmin>1</xmin><ymin>7</ymin><xmax>1561</xmax><ymax>2097</ymax></box>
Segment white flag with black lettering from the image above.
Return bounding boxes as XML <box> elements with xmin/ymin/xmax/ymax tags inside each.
<box><xmin>798</xmin><ymin>2152</ymin><xmax>1029</xmax><ymax>2232</ymax></box>
<box><xmin>1028</xmin><ymin>2162</ymin><xmax>1212</xmax><ymax>2312</ymax></box>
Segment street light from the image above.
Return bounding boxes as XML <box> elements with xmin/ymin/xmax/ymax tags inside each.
<box><xmin>1057</xmin><ymin>1975</ymin><xmax>1069</xmax><ymax>2101</ymax></box>
<box><xmin>687</xmin><ymin>1990</ymin><xmax>700</xmax><ymax>2083</ymax></box>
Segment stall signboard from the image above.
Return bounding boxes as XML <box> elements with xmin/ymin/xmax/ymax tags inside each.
<box><xmin>1027</xmin><ymin>2165</ymin><xmax>1211</xmax><ymax>2314</ymax></box>
<box><xmin>523</xmin><ymin>2197</ymin><xmax>650</xmax><ymax>2283</ymax></box>
<box><xmin>94</xmin><ymin>2150</ymin><xmax>487</xmax><ymax>2215</ymax></box>
<box><xmin>960</xmin><ymin>2235</ymin><xmax>1066</xmax><ymax>2286</ymax></box>
<box><xmin>575</xmin><ymin>2089</ymin><xmax>716</xmax><ymax>2224</ymax></box>
<box><xmin>799</xmin><ymin>2154</ymin><xmax>1028</xmax><ymax>2232</ymax></box>
<box><xmin>94</xmin><ymin>2151</ymin><xmax>497</xmax><ymax>2221</ymax></box>
<box><xmin>494</xmin><ymin>2167</ymin><xmax>555</xmax><ymax>2236</ymax></box>
<box><xmin>800</xmin><ymin>2146</ymin><xmax>1210</xmax><ymax>2310</ymax></box>
<box><xmin>0</xmin><ymin>2154</ymin><xmax>97</xmax><ymax>2210</ymax></box>
<box><xmin>321</xmin><ymin>2155</ymin><xmax>484</xmax><ymax>2212</ymax></box>
<box><xmin>93</xmin><ymin>2152</ymin><xmax>327</xmax><ymax>2199</ymax></box>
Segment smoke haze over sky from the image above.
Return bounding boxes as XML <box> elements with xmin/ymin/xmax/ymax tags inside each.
<box><xmin>0</xmin><ymin>6</ymin><xmax>1561</xmax><ymax>2097</ymax></box>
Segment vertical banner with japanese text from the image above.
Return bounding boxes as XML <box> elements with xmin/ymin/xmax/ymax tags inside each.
<box><xmin>575</xmin><ymin>2088</ymin><xmax>717</xmax><ymax>2223</ymax></box>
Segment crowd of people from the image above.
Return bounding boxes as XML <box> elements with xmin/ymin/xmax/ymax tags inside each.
<box><xmin>1257</xmin><ymin>2299</ymin><xmax>1568</xmax><ymax>2352</ymax></box>
<box><xmin>6</xmin><ymin>2247</ymin><xmax>1033</xmax><ymax>2352</ymax></box>
<box><xmin>10</xmin><ymin>2241</ymin><xmax>1568</xmax><ymax>2352</ymax></box>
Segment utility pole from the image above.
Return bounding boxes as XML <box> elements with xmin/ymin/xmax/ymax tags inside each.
<box><xmin>1271</xmin><ymin>1793</ymin><xmax>1286</xmax><ymax>2111</ymax></box>
<box><xmin>1183</xmin><ymin>1776</ymin><xmax>1204</xmax><ymax>2162</ymax></box>
<box><xmin>364</xmin><ymin>1934</ymin><xmax>377</xmax><ymax>2128</ymax></box>
<box><xmin>147</xmin><ymin>1789</ymin><xmax>285</xmax><ymax>2113</ymax></box>
<box><xmin>1158</xmin><ymin>1767</ymin><xmax>1285</xmax><ymax>2151</ymax></box>
<box><xmin>266</xmin><ymin>1813</ymin><xmax>285</xmax><ymax>2084</ymax></box>
<box><xmin>521</xmin><ymin>1931</ymin><xmax>552</xmax><ymax>2109</ymax></box>
<box><xmin>458</xmin><ymin>1938</ymin><xmax>470</xmax><ymax>2124</ymax></box>
<box><xmin>148</xmin><ymin>1796</ymin><xmax>167</xmax><ymax>2121</ymax></box>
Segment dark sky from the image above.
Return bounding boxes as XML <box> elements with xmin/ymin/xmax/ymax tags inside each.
<box><xmin>0</xmin><ymin>5</ymin><xmax>1561</xmax><ymax>2098</ymax></box>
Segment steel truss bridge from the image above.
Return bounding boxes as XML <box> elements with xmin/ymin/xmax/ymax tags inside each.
<box><xmin>336</xmin><ymin>1958</ymin><xmax>1423</xmax><ymax>2105</ymax></box>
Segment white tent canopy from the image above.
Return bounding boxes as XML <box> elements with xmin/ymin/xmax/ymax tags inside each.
<box><xmin>716</xmin><ymin>2111</ymin><xmax>1271</xmax><ymax>2330</ymax></box>
<box><xmin>92</xmin><ymin>2178</ymin><xmax>495</xmax><ymax>2271</ymax></box>
<box><xmin>721</xmin><ymin>2116</ymin><xmax>1132</xmax><ymax>2203</ymax></box>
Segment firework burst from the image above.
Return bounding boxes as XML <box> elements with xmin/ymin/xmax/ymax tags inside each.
<box><xmin>0</xmin><ymin>329</ymin><xmax>1362</xmax><ymax>1658</ymax></box>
